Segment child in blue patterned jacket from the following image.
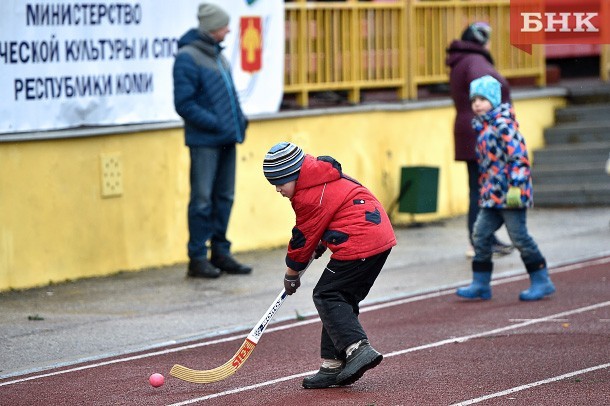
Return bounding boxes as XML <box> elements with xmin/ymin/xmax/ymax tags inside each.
<box><xmin>456</xmin><ymin>75</ymin><xmax>556</xmax><ymax>301</ymax></box>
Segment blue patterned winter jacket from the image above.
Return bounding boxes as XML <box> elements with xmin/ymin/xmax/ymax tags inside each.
<box><xmin>473</xmin><ymin>103</ymin><xmax>533</xmax><ymax>209</ymax></box>
<box><xmin>173</xmin><ymin>29</ymin><xmax>248</xmax><ymax>148</ymax></box>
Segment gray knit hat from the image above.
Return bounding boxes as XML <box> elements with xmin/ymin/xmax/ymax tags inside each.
<box><xmin>263</xmin><ymin>142</ymin><xmax>305</xmax><ymax>185</ymax></box>
<box><xmin>461</xmin><ymin>22</ymin><xmax>492</xmax><ymax>46</ymax></box>
<box><xmin>198</xmin><ymin>3</ymin><xmax>230</xmax><ymax>33</ymax></box>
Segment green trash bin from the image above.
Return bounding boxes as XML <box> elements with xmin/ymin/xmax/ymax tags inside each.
<box><xmin>398</xmin><ymin>166</ymin><xmax>439</xmax><ymax>214</ymax></box>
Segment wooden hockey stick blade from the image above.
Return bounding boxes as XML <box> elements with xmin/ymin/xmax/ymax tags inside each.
<box><xmin>170</xmin><ymin>256</ymin><xmax>315</xmax><ymax>384</ymax></box>
<box><xmin>170</xmin><ymin>338</ymin><xmax>256</xmax><ymax>384</ymax></box>
<box><xmin>169</xmin><ymin>289</ymin><xmax>286</xmax><ymax>384</ymax></box>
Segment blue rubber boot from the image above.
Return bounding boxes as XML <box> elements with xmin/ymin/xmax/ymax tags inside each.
<box><xmin>456</xmin><ymin>271</ymin><xmax>492</xmax><ymax>300</ymax></box>
<box><xmin>519</xmin><ymin>269</ymin><xmax>556</xmax><ymax>301</ymax></box>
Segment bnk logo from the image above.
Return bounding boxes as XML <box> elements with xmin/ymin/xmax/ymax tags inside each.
<box><xmin>521</xmin><ymin>12</ymin><xmax>598</xmax><ymax>32</ymax></box>
<box><xmin>510</xmin><ymin>0</ymin><xmax>610</xmax><ymax>53</ymax></box>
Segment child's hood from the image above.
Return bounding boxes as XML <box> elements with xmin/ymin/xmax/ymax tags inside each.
<box><xmin>472</xmin><ymin>103</ymin><xmax>519</xmax><ymax>132</ymax></box>
<box><xmin>475</xmin><ymin>102</ymin><xmax>516</xmax><ymax>125</ymax></box>
<box><xmin>295</xmin><ymin>155</ymin><xmax>342</xmax><ymax>191</ymax></box>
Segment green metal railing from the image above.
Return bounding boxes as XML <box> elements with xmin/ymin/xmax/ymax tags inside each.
<box><xmin>284</xmin><ymin>0</ymin><xmax>546</xmax><ymax>107</ymax></box>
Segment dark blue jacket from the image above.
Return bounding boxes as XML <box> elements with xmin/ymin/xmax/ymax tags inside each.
<box><xmin>173</xmin><ymin>29</ymin><xmax>248</xmax><ymax>147</ymax></box>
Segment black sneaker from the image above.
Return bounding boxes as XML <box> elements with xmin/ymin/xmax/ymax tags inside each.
<box><xmin>336</xmin><ymin>340</ymin><xmax>383</xmax><ymax>386</ymax></box>
<box><xmin>302</xmin><ymin>367</ymin><xmax>342</xmax><ymax>389</ymax></box>
<box><xmin>187</xmin><ymin>259</ymin><xmax>221</xmax><ymax>279</ymax></box>
<box><xmin>211</xmin><ymin>255</ymin><xmax>252</xmax><ymax>275</ymax></box>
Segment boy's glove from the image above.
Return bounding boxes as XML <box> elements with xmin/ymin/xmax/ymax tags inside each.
<box><xmin>314</xmin><ymin>242</ymin><xmax>327</xmax><ymax>259</ymax></box>
<box><xmin>284</xmin><ymin>273</ymin><xmax>300</xmax><ymax>295</ymax></box>
<box><xmin>506</xmin><ymin>186</ymin><xmax>522</xmax><ymax>208</ymax></box>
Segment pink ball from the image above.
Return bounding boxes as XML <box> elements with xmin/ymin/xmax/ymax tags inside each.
<box><xmin>149</xmin><ymin>372</ymin><xmax>165</xmax><ymax>388</ymax></box>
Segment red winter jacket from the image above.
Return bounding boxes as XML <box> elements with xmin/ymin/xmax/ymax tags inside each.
<box><xmin>285</xmin><ymin>155</ymin><xmax>397</xmax><ymax>271</ymax></box>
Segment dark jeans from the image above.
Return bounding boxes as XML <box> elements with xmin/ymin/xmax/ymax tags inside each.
<box><xmin>187</xmin><ymin>145</ymin><xmax>236</xmax><ymax>260</ymax></box>
<box><xmin>313</xmin><ymin>249</ymin><xmax>391</xmax><ymax>360</ymax></box>
<box><xmin>473</xmin><ymin>208</ymin><xmax>545</xmax><ymax>268</ymax></box>
<box><xmin>467</xmin><ymin>160</ymin><xmax>502</xmax><ymax>246</ymax></box>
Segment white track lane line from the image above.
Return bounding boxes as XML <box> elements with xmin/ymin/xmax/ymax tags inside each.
<box><xmin>165</xmin><ymin>300</ymin><xmax>610</xmax><ymax>406</ymax></box>
<box><xmin>450</xmin><ymin>362</ymin><xmax>610</xmax><ymax>406</ymax></box>
<box><xmin>1</xmin><ymin>256</ymin><xmax>608</xmax><ymax>389</ymax></box>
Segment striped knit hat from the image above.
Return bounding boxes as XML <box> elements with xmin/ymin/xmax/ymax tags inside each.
<box><xmin>263</xmin><ymin>142</ymin><xmax>305</xmax><ymax>185</ymax></box>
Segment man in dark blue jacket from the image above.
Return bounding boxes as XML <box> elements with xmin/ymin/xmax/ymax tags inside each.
<box><xmin>173</xmin><ymin>3</ymin><xmax>252</xmax><ymax>278</ymax></box>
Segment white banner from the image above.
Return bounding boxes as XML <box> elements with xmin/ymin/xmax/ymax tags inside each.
<box><xmin>0</xmin><ymin>0</ymin><xmax>285</xmax><ymax>134</ymax></box>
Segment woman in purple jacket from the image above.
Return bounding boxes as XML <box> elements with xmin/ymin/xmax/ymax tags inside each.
<box><xmin>446</xmin><ymin>22</ymin><xmax>514</xmax><ymax>258</ymax></box>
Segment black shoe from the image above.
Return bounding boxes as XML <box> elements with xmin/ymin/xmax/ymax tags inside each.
<box><xmin>187</xmin><ymin>259</ymin><xmax>221</xmax><ymax>279</ymax></box>
<box><xmin>210</xmin><ymin>255</ymin><xmax>252</xmax><ymax>275</ymax></box>
<box><xmin>336</xmin><ymin>340</ymin><xmax>383</xmax><ymax>386</ymax></box>
<box><xmin>302</xmin><ymin>367</ymin><xmax>342</xmax><ymax>389</ymax></box>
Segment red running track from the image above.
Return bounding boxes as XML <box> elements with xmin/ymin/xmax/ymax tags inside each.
<box><xmin>1</xmin><ymin>257</ymin><xmax>609</xmax><ymax>405</ymax></box>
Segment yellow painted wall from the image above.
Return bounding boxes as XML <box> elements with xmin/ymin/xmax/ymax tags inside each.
<box><xmin>0</xmin><ymin>96</ymin><xmax>564</xmax><ymax>291</ymax></box>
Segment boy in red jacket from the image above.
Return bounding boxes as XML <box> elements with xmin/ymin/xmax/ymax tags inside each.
<box><xmin>263</xmin><ymin>142</ymin><xmax>397</xmax><ymax>389</ymax></box>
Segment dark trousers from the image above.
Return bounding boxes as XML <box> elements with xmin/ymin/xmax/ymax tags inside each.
<box><xmin>473</xmin><ymin>208</ymin><xmax>545</xmax><ymax>269</ymax></box>
<box><xmin>313</xmin><ymin>249</ymin><xmax>391</xmax><ymax>360</ymax></box>
<box><xmin>187</xmin><ymin>146</ymin><xmax>235</xmax><ymax>260</ymax></box>
<box><xmin>467</xmin><ymin>161</ymin><xmax>501</xmax><ymax>246</ymax></box>
<box><xmin>467</xmin><ymin>160</ymin><xmax>480</xmax><ymax>245</ymax></box>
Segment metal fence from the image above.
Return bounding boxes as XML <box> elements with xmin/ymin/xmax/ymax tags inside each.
<box><xmin>284</xmin><ymin>0</ymin><xmax>546</xmax><ymax>107</ymax></box>
<box><xmin>284</xmin><ymin>1</ymin><xmax>407</xmax><ymax>106</ymax></box>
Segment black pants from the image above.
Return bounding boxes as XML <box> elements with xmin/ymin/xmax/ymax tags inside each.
<box><xmin>313</xmin><ymin>249</ymin><xmax>391</xmax><ymax>360</ymax></box>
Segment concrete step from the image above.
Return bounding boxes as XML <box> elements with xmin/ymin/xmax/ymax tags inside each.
<box><xmin>533</xmin><ymin>83</ymin><xmax>610</xmax><ymax>207</ymax></box>
<box><xmin>544</xmin><ymin>122</ymin><xmax>610</xmax><ymax>144</ymax></box>
<box><xmin>533</xmin><ymin>142</ymin><xmax>610</xmax><ymax>166</ymax></box>
<box><xmin>565</xmin><ymin>82</ymin><xmax>610</xmax><ymax>105</ymax></box>
<box><xmin>554</xmin><ymin>103</ymin><xmax>610</xmax><ymax>123</ymax></box>
<box><xmin>532</xmin><ymin>161</ymin><xmax>609</xmax><ymax>185</ymax></box>
<box><xmin>534</xmin><ymin>182</ymin><xmax>610</xmax><ymax>207</ymax></box>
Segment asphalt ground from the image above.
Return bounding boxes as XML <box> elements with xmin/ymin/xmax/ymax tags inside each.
<box><xmin>0</xmin><ymin>207</ymin><xmax>608</xmax><ymax>396</ymax></box>
<box><xmin>0</xmin><ymin>254</ymin><xmax>608</xmax><ymax>405</ymax></box>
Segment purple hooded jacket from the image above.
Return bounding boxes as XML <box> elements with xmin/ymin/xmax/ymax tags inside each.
<box><xmin>445</xmin><ymin>40</ymin><xmax>510</xmax><ymax>161</ymax></box>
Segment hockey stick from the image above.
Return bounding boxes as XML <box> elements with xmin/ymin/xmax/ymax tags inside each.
<box><xmin>170</xmin><ymin>258</ymin><xmax>314</xmax><ymax>384</ymax></box>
